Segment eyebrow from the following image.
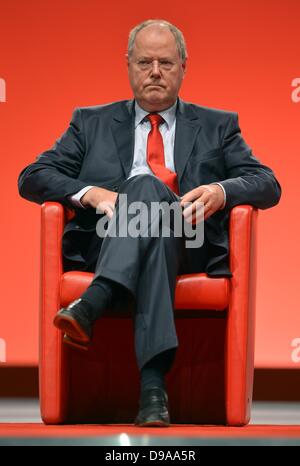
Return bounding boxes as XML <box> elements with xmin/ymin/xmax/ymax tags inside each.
<box><xmin>137</xmin><ymin>56</ymin><xmax>174</xmax><ymax>61</ymax></box>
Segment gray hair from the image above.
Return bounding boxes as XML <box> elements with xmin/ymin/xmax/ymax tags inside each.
<box><xmin>128</xmin><ymin>19</ymin><xmax>187</xmax><ymax>62</ymax></box>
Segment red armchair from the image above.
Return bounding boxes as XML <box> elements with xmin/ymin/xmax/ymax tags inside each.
<box><xmin>40</xmin><ymin>202</ymin><xmax>258</xmax><ymax>425</ymax></box>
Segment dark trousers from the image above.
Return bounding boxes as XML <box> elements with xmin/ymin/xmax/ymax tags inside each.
<box><xmin>71</xmin><ymin>174</ymin><xmax>191</xmax><ymax>370</ymax></box>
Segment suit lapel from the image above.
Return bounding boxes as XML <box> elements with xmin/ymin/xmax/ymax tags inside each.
<box><xmin>174</xmin><ymin>99</ymin><xmax>202</xmax><ymax>184</ymax></box>
<box><xmin>111</xmin><ymin>100</ymin><xmax>135</xmax><ymax>179</ymax></box>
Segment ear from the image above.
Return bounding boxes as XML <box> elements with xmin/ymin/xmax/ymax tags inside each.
<box><xmin>125</xmin><ymin>53</ymin><xmax>129</xmax><ymax>67</ymax></box>
<box><xmin>182</xmin><ymin>59</ymin><xmax>187</xmax><ymax>76</ymax></box>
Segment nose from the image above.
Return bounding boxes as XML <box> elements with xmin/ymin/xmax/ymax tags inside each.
<box><xmin>150</xmin><ymin>60</ymin><xmax>161</xmax><ymax>77</ymax></box>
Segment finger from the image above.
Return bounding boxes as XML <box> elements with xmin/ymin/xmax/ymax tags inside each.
<box><xmin>182</xmin><ymin>199</ymin><xmax>205</xmax><ymax>219</ymax></box>
<box><xmin>181</xmin><ymin>185</ymin><xmax>213</xmax><ymax>204</ymax></box>
<box><xmin>96</xmin><ymin>200</ymin><xmax>115</xmax><ymax>215</ymax></box>
<box><xmin>104</xmin><ymin>210</ymin><xmax>113</xmax><ymax>219</ymax></box>
<box><xmin>182</xmin><ymin>190</ymin><xmax>209</xmax><ymax>212</ymax></box>
<box><xmin>185</xmin><ymin>209</ymin><xmax>204</xmax><ymax>225</ymax></box>
<box><xmin>184</xmin><ymin>205</ymin><xmax>205</xmax><ymax>224</ymax></box>
<box><xmin>182</xmin><ymin>203</ymin><xmax>193</xmax><ymax>218</ymax></box>
<box><xmin>184</xmin><ymin>200</ymin><xmax>213</xmax><ymax>224</ymax></box>
<box><xmin>107</xmin><ymin>202</ymin><xmax>116</xmax><ymax>212</ymax></box>
<box><xmin>203</xmin><ymin>206</ymin><xmax>215</xmax><ymax>221</ymax></box>
<box><xmin>195</xmin><ymin>191</ymin><xmax>211</xmax><ymax>206</ymax></box>
<box><xmin>180</xmin><ymin>188</ymin><xmax>202</xmax><ymax>205</ymax></box>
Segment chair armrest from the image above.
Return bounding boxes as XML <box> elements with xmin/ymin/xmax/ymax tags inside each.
<box><xmin>226</xmin><ymin>204</ymin><xmax>258</xmax><ymax>425</ymax></box>
<box><xmin>40</xmin><ymin>202</ymin><xmax>65</xmax><ymax>288</ymax></box>
<box><xmin>229</xmin><ymin>204</ymin><xmax>258</xmax><ymax>277</ymax></box>
<box><xmin>39</xmin><ymin>202</ymin><xmax>70</xmax><ymax>423</ymax></box>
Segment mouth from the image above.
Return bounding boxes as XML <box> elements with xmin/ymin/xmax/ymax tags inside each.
<box><xmin>146</xmin><ymin>84</ymin><xmax>164</xmax><ymax>89</ymax></box>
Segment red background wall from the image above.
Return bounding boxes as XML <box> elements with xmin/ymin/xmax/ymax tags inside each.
<box><xmin>0</xmin><ymin>0</ymin><xmax>299</xmax><ymax>367</ymax></box>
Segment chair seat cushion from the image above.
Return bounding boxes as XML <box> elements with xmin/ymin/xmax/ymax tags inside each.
<box><xmin>60</xmin><ymin>271</ymin><xmax>230</xmax><ymax>311</ymax></box>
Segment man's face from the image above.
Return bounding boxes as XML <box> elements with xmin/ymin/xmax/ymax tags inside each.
<box><xmin>127</xmin><ymin>25</ymin><xmax>186</xmax><ymax>112</ymax></box>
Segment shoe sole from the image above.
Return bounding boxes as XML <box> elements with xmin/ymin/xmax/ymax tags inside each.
<box><xmin>134</xmin><ymin>412</ymin><xmax>170</xmax><ymax>427</ymax></box>
<box><xmin>53</xmin><ymin>314</ymin><xmax>90</xmax><ymax>344</ymax></box>
<box><xmin>135</xmin><ymin>420</ymin><xmax>170</xmax><ymax>427</ymax></box>
<box><xmin>63</xmin><ymin>334</ymin><xmax>89</xmax><ymax>351</ymax></box>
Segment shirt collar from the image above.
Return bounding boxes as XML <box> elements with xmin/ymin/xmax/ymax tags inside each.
<box><xmin>134</xmin><ymin>99</ymin><xmax>177</xmax><ymax>129</ymax></box>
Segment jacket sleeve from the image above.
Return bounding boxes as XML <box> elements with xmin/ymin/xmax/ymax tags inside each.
<box><xmin>217</xmin><ymin>112</ymin><xmax>282</xmax><ymax>212</ymax></box>
<box><xmin>18</xmin><ymin>108</ymin><xmax>88</xmax><ymax>206</ymax></box>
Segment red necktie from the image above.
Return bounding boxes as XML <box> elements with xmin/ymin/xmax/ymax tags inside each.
<box><xmin>146</xmin><ymin>113</ymin><xmax>179</xmax><ymax>195</ymax></box>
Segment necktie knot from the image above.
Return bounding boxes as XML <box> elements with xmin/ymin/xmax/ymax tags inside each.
<box><xmin>146</xmin><ymin>113</ymin><xmax>164</xmax><ymax>128</ymax></box>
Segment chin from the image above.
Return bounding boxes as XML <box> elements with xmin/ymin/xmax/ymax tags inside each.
<box><xmin>146</xmin><ymin>92</ymin><xmax>167</xmax><ymax>103</ymax></box>
<box><xmin>145</xmin><ymin>100</ymin><xmax>166</xmax><ymax>110</ymax></box>
<box><xmin>137</xmin><ymin>93</ymin><xmax>172</xmax><ymax>112</ymax></box>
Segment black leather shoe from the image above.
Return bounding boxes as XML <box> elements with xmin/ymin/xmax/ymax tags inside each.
<box><xmin>134</xmin><ymin>387</ymin><xmax>170</xmax><ymax>427</ymax></box>
<box><xmin>63</xmin><ymin>334</ymin><xmax>89</xmax><ymax>351</ymax></box>
<box><xmin>53</xmin><ymin>299</ymin><xmax>93</xmax><ymax>347</ymax></box>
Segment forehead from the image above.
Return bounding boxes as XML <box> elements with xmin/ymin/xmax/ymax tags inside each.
<box><xmin>132</xmin><ymin>25</ymin><xmax>179</xmax><ymax>58</ymax></box>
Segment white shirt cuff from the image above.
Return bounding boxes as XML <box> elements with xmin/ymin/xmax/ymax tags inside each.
<box><xmin>69</xmin><ymin>186</ymin><xmax>95</xmax><ymax>209</ymax></box>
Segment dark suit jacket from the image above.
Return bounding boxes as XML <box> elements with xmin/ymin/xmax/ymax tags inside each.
<box><xmin>18</xmin><ymin>98</ymin><xmax>282</xmax><ymax>277</ymax></box>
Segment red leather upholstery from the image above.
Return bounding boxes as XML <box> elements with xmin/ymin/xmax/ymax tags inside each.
<box><xmin>40</xmin><ymin>202</ymin><xmax>258</xmax><ymax>426</ymax></box>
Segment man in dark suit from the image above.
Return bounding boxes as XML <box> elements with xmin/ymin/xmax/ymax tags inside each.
<box><xmin>18</xmin><ymin>19</ymin><xmax>281</xmax><ymax>427</ymax></box>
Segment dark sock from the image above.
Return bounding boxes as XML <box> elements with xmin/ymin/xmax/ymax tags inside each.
<box><xmin>140</xmin><ymin>348</ymin><xmax>176</xmax><ymax>393</ymax></box>
<box><xmin>80</xmin><ymin>276</ymin><xmax>115</xmax><ymax>321</ymax></box>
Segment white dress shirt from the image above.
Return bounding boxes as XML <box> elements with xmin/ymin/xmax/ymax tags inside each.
<box><xmin>70</xmin><ymin>100</ymin><xmax>226</xmax><ymax>209</ymax></box>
